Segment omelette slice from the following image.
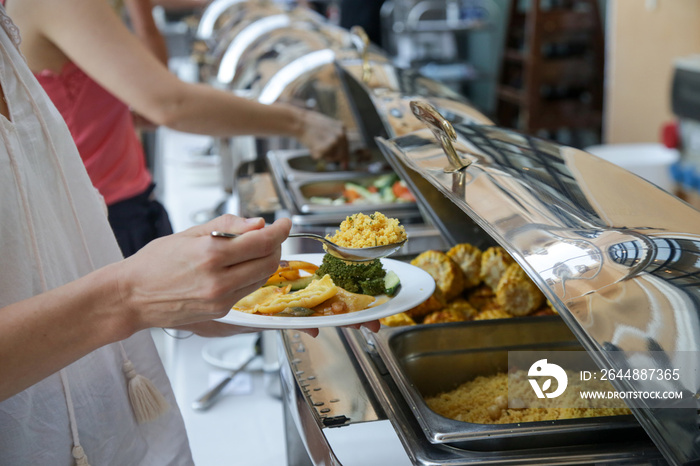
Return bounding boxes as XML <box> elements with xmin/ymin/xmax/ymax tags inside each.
<box><xmin>233</xmin><ymin>274</ymin><xmax>338</xmax><ymax>315</ymax></box>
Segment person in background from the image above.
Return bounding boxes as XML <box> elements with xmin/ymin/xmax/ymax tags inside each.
<box><xmin>0</xmin><ymin>8</ymin><xmax>378</xmax><ymax>464</ymax></box>
<box><xmin>3</xmin><ymin>0</ymin><xmax>348</xmax><ymax>257</ymax></box>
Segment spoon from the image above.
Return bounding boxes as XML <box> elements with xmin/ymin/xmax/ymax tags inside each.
<box><xmin>210</xmin><ymin>230</ymin><xmax>407</xmax><ymax>262</ymax></box>
<box><xmin>192</xmin><ymin>334</ymin><xmax>262</xmax><ymax>411</ymax></box>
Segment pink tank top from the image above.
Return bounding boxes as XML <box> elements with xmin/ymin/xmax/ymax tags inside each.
<box><xmin>35</xmin><ymin>62</ymin><xmax>152</xmax><ymax>205</ymax></box>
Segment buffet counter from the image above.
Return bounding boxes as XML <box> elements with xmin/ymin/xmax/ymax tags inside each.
<box><xmin>183</xmin><ymin>3</ymin><xmax>700</xmax><ymax>464</ymax></box>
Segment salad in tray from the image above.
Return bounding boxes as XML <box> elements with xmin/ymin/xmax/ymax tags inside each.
<box><xmin>309</xmin><ymin>173</ymin><xmax>416</xmax><ymax>206</ymax></box>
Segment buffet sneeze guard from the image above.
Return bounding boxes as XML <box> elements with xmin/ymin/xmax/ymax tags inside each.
<box><xmin>375</xmin><ymin>102</ymin><xmax>700</xmax><ymax>466</ymax></box>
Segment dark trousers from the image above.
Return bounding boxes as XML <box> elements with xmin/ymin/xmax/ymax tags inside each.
<box><xmin>108</xmin><ymin>184</ymin><xmax>173</xmax><ymax>258</ymax></box>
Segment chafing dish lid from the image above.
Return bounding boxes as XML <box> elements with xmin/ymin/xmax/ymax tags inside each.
<box><xmin>376</xmin><ymin>113</ymin><xmax>700</xmax><ymax>465</ymax></box>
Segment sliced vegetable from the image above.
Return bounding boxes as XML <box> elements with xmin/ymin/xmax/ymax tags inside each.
<box><xmin>373</xmin><ymin>173</ymin><xmax>399</xmax><ymax>190</ymax></box>
<box><xmin>384</xmin><ymin>270</ymin><xmax>401</xmax><ymax>296</ymax></box>
<box><xmin>392</xmin><ymin>180</ymin><xmax>416</xmax><ymax>201</ymax></box>
<box><xmin>344</xmin><ymin>182</ymin><xmax>377</xmax><ymax>201</ymax></box>
<box><xmin>266</xmin><ymin>275</ymin><xmax>314</xmax><ymax>291</ymax></box>
<box><xmin>380</xmin><ymin>185</ymin><xmax>396</xmax><ymax>203</ymax></box>
<box><xmin>277</xmin><ymin>306</ymin><xmax>315</xmax><ymax>317</ymax></box>
<box><xmin>264</xmin><ymin>260</ymin><xmax>319</xmax><ymax>286</ymax></box>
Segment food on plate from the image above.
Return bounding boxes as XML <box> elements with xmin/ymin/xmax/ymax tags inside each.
<box><xmin>495</xmin><ymin>263</ymin><xmax>545</xmax><ymax>316</ymax></box>
<box><xmin>410</xmin><ymin>250</ymin><xmax>464</xmax><ymax>301</ymax></box>
<box><xmin>230</xmin><ymin>213</ymin><xmax>409</xmax><ymax>318</ymax></box>
<box><xmin>425</xmin><ymin>370</ymin><xmax>630</xmax><ymax>425</ymax></box>
<box><xmin>480</xmin><ymin>246</ymin><xmax>515</xmax><ymax>290</ymax></box>
<box><xmin>318</xmin><ymin>212</ymin><xmax>405</xmax><ymax>296</ymax></box>
<box><xmin>264</xmin><ymin>260</ymin><xmax>319</xmax><ymax>289</ymax></box>
<box><xmin>380</xmin><ymin>242</ymin><xmax>554</xmax><ymax>327</ymax></box>
<box><xmin>325</xmin><ymin>211</ymin><xmax>407</xmax><ymax>249</ymax></box>
<box><xmin>233</xmin><ymin>274</ymin><xmax>338</xmax><ymax>315</ymax></box>
<box><xmin>315</xmin><ymin>254</ymin><xmax>387</xmax><ymax>296</ymax></box>
<box><xmin>446</xmin><ymin>243</ymin><xmax>482</xmax><ymax>289</ymax></box>
<box><xmin>310</xmin><ymin>287</ymin><xmax>375</xmax><ymax>316</ymax></box>
<box><xmin>309</xmin><ymin>173</ymin><xmax>415</xmax><ymax>206</ymax></box>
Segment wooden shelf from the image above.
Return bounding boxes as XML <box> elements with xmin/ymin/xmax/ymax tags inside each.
<box><xmin>495</xmin><ymin>0</ymin><xmax>604</xmax><ymax>140</ymax></box>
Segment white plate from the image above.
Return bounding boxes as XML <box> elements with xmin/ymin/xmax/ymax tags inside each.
<box><xmin>201</xmin><ymin>333</ymin><xmax>264</xmax><ymax>371</ymax></box>
<box><xmin>216</xmin><ymin>253</ymin><xmax>435</xmax><ymax>329</ymax></box>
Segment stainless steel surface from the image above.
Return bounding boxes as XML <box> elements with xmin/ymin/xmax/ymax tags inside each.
<box><xmin>265</xmin><ymin>149</ymin><xmax>425</xmax><ymax>225</ymax></box>
<box><xmin>210</xmin><ymin>230</ymin><xmax>407</xmax><ymax>261</ymax></box>
<box><xmin>344</xmin><ymin>327</ymin><xmax>665</xmax><ymax>465</ymax></box>
<box><xmin>197</xmin><ymin>1</ymin><xmax>286</xmax><ymax>83</ymax></box>
<box><xmin>222</xmin><ymin>18</ymin><xmax>337</xmax><ymax>88</ymax></box>
<box><xmin>377</xmin><ymin>104</ymin><xmax>700</xmax><ymax>465</ymax></box>
<box><xmin>370</xmin><ymin>317</ymin><xmax>643</xmax><ymax>450</ymax></box>
<box><xmin>277</xmin><ymin>326</ymin><xmax>665</xmax><ymax>465</ymax></box>
<box><xmin>410</xmin><ymin>100</ymin><xmax>469</xmax><ymax>172</ymax></box>
<box><xmin>278</xmin><ymin>328</ymin><xmax>384</xmax><ymax>465</ymax></box>
<box><xmin>195</xmin><ymin>0</ymin><xmax>252</xmax><ymax>40</ymax></box>
<box><xmin>267</xmin><ymin>148</ymin><xmax>391</xmax><ymax>183</ymax></box>
<box><xmin>191</xmin><ymin>333</ymin><xmax>262</xmax><ymax>411</ymax></box>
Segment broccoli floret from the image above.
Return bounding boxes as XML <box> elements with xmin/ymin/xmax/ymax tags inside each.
<box><xmin>315</xmin><ymin>254</ymin><xmax>386</xmax><ymax>296</ymax></box>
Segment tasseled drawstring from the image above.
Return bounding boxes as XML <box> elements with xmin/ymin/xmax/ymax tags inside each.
<box><xmin>119</xmin><ymin>342</ymin><xmax>170</xmax><ymax>423</ymax></box>
<box><xmin>59</xmin><ymin>370</ymin><xmax>91</xmax><ymax>466</ymax></box>
<box><xmin>72</xmin><ymin>446</ymin><xmax>90</xmax><ymax>466</ymax></box>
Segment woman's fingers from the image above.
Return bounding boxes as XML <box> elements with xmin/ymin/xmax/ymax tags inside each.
<box><xmin>205</xmin><ymin>217</ymin><xmax>292</xmax><ymax>269</ymax></box>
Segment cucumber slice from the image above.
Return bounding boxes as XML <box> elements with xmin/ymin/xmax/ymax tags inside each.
<box><xmin>372</xmin><ymin>173</ymin><xmax>398</xmax><ymax>189</ymax></box>
<box><xmin>384</xmin><ymin>270</ymin><xmax>401</xmax><ymax>296</ymax></box>
<box><xmin>266</xmin><ymin>275</ymin><xmax>314</xmax><ymax>291</ymax></box>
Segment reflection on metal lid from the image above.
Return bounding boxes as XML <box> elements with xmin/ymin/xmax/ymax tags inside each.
<box><xmin>197</xmin><ymin>0</ymin><xmax>247</xmax><ymax>39</ymax></box>
<box><xmin>258</xmin><ymin>49</ymin><xmax>336</xmax><ymax>105</ymax></box>
<box><xmin>217</xmin><ymin>14</ymin><xmax>292</xmax><ymax>83</ymax></box>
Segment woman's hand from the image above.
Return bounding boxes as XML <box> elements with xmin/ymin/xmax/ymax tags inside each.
<box><xmin>297</xmin><ymin>108</ymin><xmax>349</xmax><ymax>166</ymax></box>
<box><xmin>115</xmin><ymin>214</ymin><xmax>292</xmax><ymax>332</ymax></box>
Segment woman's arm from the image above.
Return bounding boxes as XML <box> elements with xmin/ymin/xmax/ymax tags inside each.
<box><xmin>124</xmin><ymin>0</ymin><xmax>169</xmax><ymax>65</ymax></box>
<box><xmin>14</xmin><ymin>0</ymin><xmax>346</xmax><ymax>161</ymax></box>
<box><xmin>123</xmin><ymin>0</ymin><xmax>168</xmax><ymax>129</ymax></box>
<box><xmin>0</xmin><ymin>215</ymin><xmax>291</xmax><ymax>401</ymax></box>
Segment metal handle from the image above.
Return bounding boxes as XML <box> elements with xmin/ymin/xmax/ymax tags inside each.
<box><xmin>350</xmin><ymin>25</ymin><xmax>372</xmax><ymax>84</ymax></box>
<box><xmin>410</xmin><ymin>100</ymin><xmax>471</xmax><ymax>173</ymax></box>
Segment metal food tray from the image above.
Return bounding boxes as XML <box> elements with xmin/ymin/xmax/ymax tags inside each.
<box><xmin>266</xmin><ymin>148</ymin><xmax>392</xmax><ymax>182</ymax></box>
<box><xmin>287</xmin><ymin>175</ymin><xmax>418</xmax><ymax>216</ymax></box>
<box><xmin>369</xmin><ymin>317</ymin><xmax>644</xmax><ymax>451</ymax></box>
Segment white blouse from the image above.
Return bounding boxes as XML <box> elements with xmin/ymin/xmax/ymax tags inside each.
<box><xmin>0</xmin><ymin>7</ymin><xmax>193</xmax><ymax>465</ymax></box>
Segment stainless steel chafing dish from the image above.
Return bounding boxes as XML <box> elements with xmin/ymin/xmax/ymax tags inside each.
<box><xmin>276</xmin><ymin>101</ymin><xmax>700</xmax><ymax>465</ymax></box>
<box><xmin>195</xmin><ymin>0</ymin><xmax>260</xmax><ymax>42</ymax></box>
